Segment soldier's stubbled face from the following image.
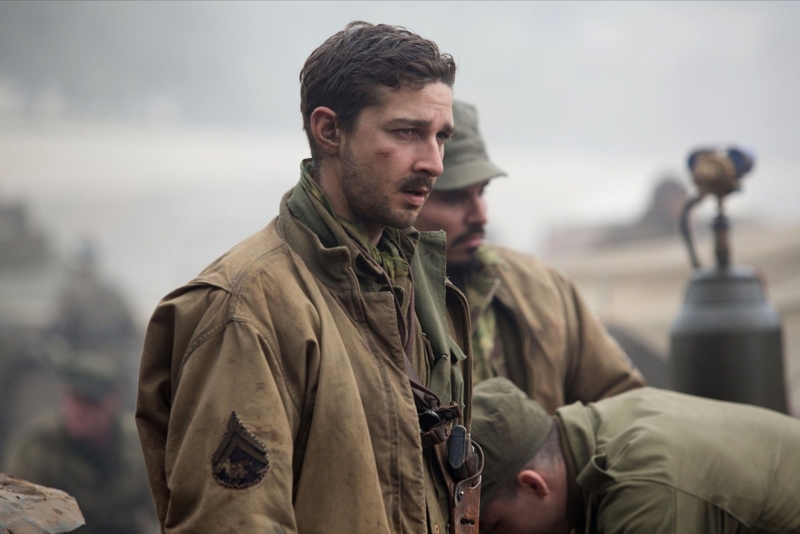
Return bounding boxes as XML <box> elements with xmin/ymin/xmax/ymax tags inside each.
<box><xmin>415</xmin><ymin>180</ymin><xmax>489</xmax><ymax>265</ymax></box>
<box><xmin>329</xmin><ymin>83</ymin><xmax>454</xmax><ymax>239</ymax></box>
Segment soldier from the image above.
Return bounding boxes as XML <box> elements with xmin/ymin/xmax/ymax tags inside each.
<box><xmin>136</xmin><ymin>22</ymin><xmax>475</xmax><ymax>533</ymax></box>
<box><xmin>3</xmin><ymin>351</ymin><xmax>156</xmax><ymax>534</ymax></box>
<box><xmin>471</xmin><ymin>377</ymin><xmax>800</xmax><ymax>534</ymax></box>
<box><xmin>53</xmin><ymin>241</ymin><xmax>139</xmax><ymax>354</ymax></box>
<box><xmin>414</xmin><ymin>101</ymin><xmax>645</xmax><ymax>413</ymax></box>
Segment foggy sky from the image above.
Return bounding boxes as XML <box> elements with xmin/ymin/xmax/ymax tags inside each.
<box><xmin>1</xmin><ymin>1</ymin><xmax>799</xmax><ymax>320</ymax></box>
<box><xmin>2</xmin><ymin>2</ymin><xmax>799</xmax><ymax>152</ymax></box>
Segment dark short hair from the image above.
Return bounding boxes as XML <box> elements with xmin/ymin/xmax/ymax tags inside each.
<box><xmin>300</xmin><ymin>21</ymin><xmax>457</xmax><ymax>161</ymax></box>
<box><xmin>493</xmin><ymin>424</ymin><xmax>562</xmax><ymax>503</ymax></box>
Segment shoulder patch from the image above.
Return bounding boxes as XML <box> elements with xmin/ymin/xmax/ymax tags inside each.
<box><xmin>211</xmin><ymin>412</ymin><xmax>269</xmax><ymax>489</ymax></box>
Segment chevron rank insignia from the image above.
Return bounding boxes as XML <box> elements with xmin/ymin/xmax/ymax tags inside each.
<box><xmin>211</xmin><ymin>412</ymin><xmax>269</xmax><ymax>489</ymax></box>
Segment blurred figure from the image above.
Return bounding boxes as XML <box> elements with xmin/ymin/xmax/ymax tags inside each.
<box><xmin>0</xmin><ymin>197</ymin><xmax>65</xmax><ymax>457</ymax></box>
<box><xmin>3</xmin><ymin>351</ymin><xmax>156</xmax><ymax>534</ymax></box>
<box><xmin>52</xmin><ymin>240</ymin><xmax>138</xmax><ymax>354</ymax></box>
<box><xmin>597</xmin><ymin>176</ymin><xmax>688</xmax><ymax>247</ymax></box>
<box><xmin>414</xmin><ymin>100</ymin><xmax>645</xmax><ymax>413</ymax></box>
<box><xmin>545</xmin><ymin>176</ymin><xmax>689</xmax><ymax>256</ymax></box>
<box><xmin>51</xmin><ymin>240</ymin><xmax>142</xmax><ymax>409</ymax></box>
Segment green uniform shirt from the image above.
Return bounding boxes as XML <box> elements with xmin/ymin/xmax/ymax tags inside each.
<box><xmin>3</xmin><ymin>414</ymin><xmax>156</xmax><ymax>534</ymax></box>
<box><xmin>557</xmin><ymin>387</ymin><xmax>800</xmax><ymax>534</ymax></box>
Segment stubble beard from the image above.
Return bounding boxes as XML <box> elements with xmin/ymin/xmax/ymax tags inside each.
<box><xmin>340</xmin><ymin>149</ymin><xmax>433</xmax><ymax>231</ymax></box>
<box><xmin>445</xmin><ymin>226</ymin><xmax>484</xmax><ymax>290</ymax></box>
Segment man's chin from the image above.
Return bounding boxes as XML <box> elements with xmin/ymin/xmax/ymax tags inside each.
<box><xmin>370</xmin><ymin>208</ymin><xmax>418</xmax><ymax>232</ymax></box>
<box><xmin>447</xmin><ymin>248</ymin><xmax>481</xmax><ymax>270</ymax></box>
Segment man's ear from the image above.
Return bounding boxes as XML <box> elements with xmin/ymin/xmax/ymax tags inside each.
<box><xmin>517</xmin><ymin>469</ymin><xmax>550</xmax><ymax>498</ymax></box>
<box><xmin>310</xmin><ymin>107</ymin><xmax>340</xmax><ymax>156</ymax></box>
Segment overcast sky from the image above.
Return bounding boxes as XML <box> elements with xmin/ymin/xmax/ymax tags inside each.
<box><xmin>1</xmin><ymin>1</ymin><xmax>798</xmax><ymax>319</ymax></box>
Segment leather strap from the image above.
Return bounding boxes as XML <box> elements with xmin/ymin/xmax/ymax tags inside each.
<box><xmin>435</xmin><ymin>442</ymin><xmax>483</xmax><ymax>534</ymax></box>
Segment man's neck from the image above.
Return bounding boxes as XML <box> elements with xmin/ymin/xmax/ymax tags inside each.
<box><xmin>314</xmin><ymin>159</ymin><xmax>384</xmax><ymax>246</ymax></box>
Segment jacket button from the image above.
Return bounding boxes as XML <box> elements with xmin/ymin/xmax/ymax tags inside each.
<box><xmin>434</xmin><ymin>525</ymin><xmax>441</xmax><ymax>534</ymax></box>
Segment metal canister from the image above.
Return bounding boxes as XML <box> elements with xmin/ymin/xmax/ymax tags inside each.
<box><xmin>670</xmin><ymin>265</ymin><xmax>787</xmax><ymax>412</ymax></box>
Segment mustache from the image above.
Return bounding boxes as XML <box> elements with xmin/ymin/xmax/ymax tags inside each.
<box><xmin>451</xmin><ymin>224</ymin><xmax>485</xmax><ymax>247</ymax></box>
<box><xmin>397</xmin><ymin>174</ymin><xmax>435</xmax><ymax>193</ymax></box>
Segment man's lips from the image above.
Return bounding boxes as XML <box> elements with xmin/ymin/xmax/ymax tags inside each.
<box><xmin>402</xmin><ymin>187</ymin><xmax>431</xmax><ymax>207</ymax></box>
<box><xmin>398</xmin><ymin>174</ymin><xmax>434</xmax><ymax>208</ymax></box>
<box><xmin>452</xmin><ymin>229</ymin><xmax>485</xmax><ymax>248</ymax></box>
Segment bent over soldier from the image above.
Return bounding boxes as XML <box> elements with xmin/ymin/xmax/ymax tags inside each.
<box><xmin>472</xmin><ymin>378</ymin><xmax>800</xmax><ymax>534</ymax></box>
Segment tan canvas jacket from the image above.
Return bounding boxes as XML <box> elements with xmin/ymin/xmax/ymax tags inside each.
<box><xmin>136</xmin><ymin>183</ymin><xmax>472</xmax><ymax>533</ymax></box>
<box><xmin>476</xmin><ymin>245</ymin><xmax>644</xmax><ymax>414</ymax></box>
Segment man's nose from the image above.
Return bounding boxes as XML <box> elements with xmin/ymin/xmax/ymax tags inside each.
<box><xmin>413</xmin><ymin>137</ymin><xmax>445</xmax><ymax>178</ymax></box>
<box><xmin>465</xmin><ymin>193</ymin><xmax>488</xmax><ymax>226</ymax></box>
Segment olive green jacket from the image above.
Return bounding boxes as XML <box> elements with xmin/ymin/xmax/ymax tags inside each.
<box><xmin>557</xmin><ymin>387</ymin><xmax>800</xmax><ymax>534</ymax></box>
<box><xmin>471</xmin><ymin>245</ymin><xmax>644</xmax><ymax>413</ymax></box>
<box><xmin>136</xmin><ymin>182</ymin><xmax>472</xmax><ymax>533</ymax></box>
<box><xmin>3</xmin><ymin>414</ymin><xmax>155</xmax><ymax>534</ymax></box>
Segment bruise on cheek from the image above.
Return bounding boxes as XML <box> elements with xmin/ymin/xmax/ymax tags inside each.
<box><xmin>375</xmin><ymin>150</ymin><xmax>392</xmax><ymax>159</ymax></box>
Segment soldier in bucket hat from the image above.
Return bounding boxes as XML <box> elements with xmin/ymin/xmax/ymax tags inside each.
<box><xmin>415</xmin><ymin>101</ymin><xmax>645</xmax><ymax>413</ymax></box>
<box><xmin>471</xmin><ymin>377</ymin><xmax>800</xmax><ymax>534</ymax></box>
<box><xmin>3</xmin><ymin>351</ymin><xmax>156</xmax><ymax>533</ymax></box>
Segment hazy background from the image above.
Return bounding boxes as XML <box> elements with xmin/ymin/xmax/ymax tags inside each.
<box><xmin>1</xmin><ymin>1</ymin><xmax>799</xmax><ymax>322</ymax></box>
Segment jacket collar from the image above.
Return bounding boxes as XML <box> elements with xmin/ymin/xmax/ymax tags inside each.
<box><xmin>285</xmin><ymin>160</ymin><xmax>419</xmax><ymax>282</ymax></box>
<box><xmin>277</xmin><ymin>161</ymin><xmax>454</xmax><ymax>362</ymax></box>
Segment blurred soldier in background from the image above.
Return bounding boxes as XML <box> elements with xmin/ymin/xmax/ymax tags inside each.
<box><xmin>52</xmin><ymin>241</ymin><xmax>139</xmax><ymax>357</ymax></box>
<box><xmin>414</xmin><ymin>100</ymin><xmax>645</xmax><ymax>413</ymax></box>
<box><xmin>50</xmin><ymin>240</ymin><xmax>142</xmax><ymax>410</ymax></box>
<box><xmin>3</xmin><ymin>350</ymin><xmax>157</xmax><ymax>534</ymax></box>
<box><xmin>0</xmin><ymin>198</ymin><xmax>64</xmax><ymax>458</ymax></box>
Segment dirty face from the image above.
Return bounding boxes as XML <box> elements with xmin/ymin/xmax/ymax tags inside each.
<box><xmin>335</xmin><ymin>82</ymin><xmax>454</xmax><ymax>241</ymax></box>
<box><xmin>61</xmin><ymin>388</ymin><xmax>120</xmax><ymax>444</ymax></box>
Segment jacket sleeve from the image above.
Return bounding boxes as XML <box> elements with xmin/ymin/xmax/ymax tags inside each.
<box><xmin>595</xmin><ymin>480</ymin><xmax>732</xmax><ymax>534</ymax></box>
<box><xmin>594</xmin><ymin>481</ymin><xmax>675</xmax><ymax>533</ymax></box>
<box><xmin>136</xmin><ymin>288</ymin><xmax>304</xmax><ymax>533</ymax></box>
<box><xmin>558</xmin><ymin>274</ymin><xmax>646</xmax><ymax>405</ymax></box>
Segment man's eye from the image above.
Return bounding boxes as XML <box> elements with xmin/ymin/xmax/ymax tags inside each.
<box><xmin>396</xmin><ymin>129</ymin><xmax>416</xmax><ymax>137</ymax></box>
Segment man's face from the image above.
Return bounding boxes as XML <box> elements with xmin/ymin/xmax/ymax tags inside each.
<box><xmin>480</xmin><ymin>482</ymin><xmax>571</xmax><ymax>534</ymax></box>
<box><xmin>481</xmin><ymin>493</ymin><xmax>559</xmax><ymax>534</ymax></box>
<box><xmin>480</xmin><ymin>491</ymin><xmax>536</xmax><ymax>534</ymax></box>
<box><xmin>61</xmin><ymin>388</ymin><xmax>120</xmax><ymax>444</ymax></box>
<box><xmin>414</xmin><ymin>181</ymin><xmax>489</xmax><ymax>265</ymax></box>
<box><xmin>336</xmin><ymin>82</ymin><xmax>454</xmax><ymax>238</ymax></box>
